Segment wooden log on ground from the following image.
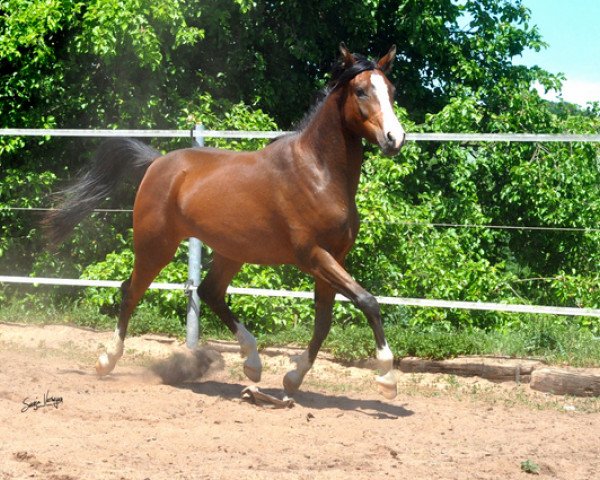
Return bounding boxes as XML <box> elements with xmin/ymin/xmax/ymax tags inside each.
<box><xmin>399</xmin><ymin>356</ymin><xmax>544</xmax><ymax>383</ymax></box>
<box><xmin>530</xmin><ymin>367</ymin><xmax>600</xmax><ymax>397</ymax></box>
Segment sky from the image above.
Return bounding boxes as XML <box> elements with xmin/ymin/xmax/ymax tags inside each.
<box><xmin>515</xmin><ymin>0</ymin><xmax>600</xmax><ymax>105</ymax></box>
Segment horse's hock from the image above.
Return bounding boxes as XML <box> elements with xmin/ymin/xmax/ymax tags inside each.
<box><xmin>399</xmin><ymin>356</ymin><xmax>600</xmax><ymax>397</ymax></box>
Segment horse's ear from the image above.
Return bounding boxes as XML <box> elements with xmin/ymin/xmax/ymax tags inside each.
<box><xmin>339</xmin><ymin>42</ymin><xmax>355</xmax><ymax>67</ymax></box>
<box><xmin>377</xmin><ymin>45</ymin><xmax>397</xmax><ymax>73</ymax></box>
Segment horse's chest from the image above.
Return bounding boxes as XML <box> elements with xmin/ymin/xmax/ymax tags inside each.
<box><xmin>283</xmin><ymin>164</ymin><xmax>360</xmax><ymax>250</ymax></box>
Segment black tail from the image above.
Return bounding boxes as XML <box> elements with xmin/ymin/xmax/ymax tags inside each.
<box><xmin>43</xmin><ymin>138</ymin><xmax>161</xmax><ymax>245</ymax></box>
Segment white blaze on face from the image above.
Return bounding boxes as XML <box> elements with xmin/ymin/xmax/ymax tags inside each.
<box><xmin>370</xmin><ymin>73</ymin><xmax>405</xmax><ymax>150</ymax></box>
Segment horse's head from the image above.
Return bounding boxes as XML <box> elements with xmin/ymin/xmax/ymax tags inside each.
<box><xmin>332</xmin><ymin>43</ymin><xmax>406</xmax><ymax>157</ymax></box>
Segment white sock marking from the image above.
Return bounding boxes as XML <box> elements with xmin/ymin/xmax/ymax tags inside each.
<box><xmin>377</xmin><ymin>343</ymin><xmax>394</xmax><ymax>373</ymax></box>
<box><xmin>283</xmin><ymin>350</ymin><xmax>312</xmax><ymax>394</ymax></box>
<box><xmin>235</xmin><ymin>322</ymin><xmax>262</xmax><ymax>381</ymax></box>
<box><xmin>295</xmin><ymin>350</ymin><xmax>312</xmax><ymax>376</ymax></box>
<box><xmin>235</xmin><ymin>322</ymin><xmax>257</xmax><ymax>357</ymax></box>
<box><xmin>107</xmin><ymin>327</ymin><xmax>124</xmax><ymax>358</ymax></box>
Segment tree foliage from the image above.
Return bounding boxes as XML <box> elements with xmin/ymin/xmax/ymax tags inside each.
<box><xmin>1</xmin><ymin>0</ymin><xmax>557</xmax><ymax>133</ymax></box>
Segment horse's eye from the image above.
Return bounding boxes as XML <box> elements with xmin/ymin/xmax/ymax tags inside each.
<box><xmin>355</xmin><ymin>88</ymin><xmax>368</xmax><ymax>98</ymax></box>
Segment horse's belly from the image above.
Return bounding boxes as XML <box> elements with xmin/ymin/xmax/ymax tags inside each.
<box><xmin>191</xmin><ymin>222</ymin><xmax>297</xmax><ymax>265</ymax></box>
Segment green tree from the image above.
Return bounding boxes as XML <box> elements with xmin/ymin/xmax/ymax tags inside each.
<box><xmin>1</xmin><ymin>0</ymin><xmax>556</xmax><ymax>134</ymax></box>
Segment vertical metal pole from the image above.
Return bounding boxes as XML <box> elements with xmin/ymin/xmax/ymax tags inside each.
<box><xmin>186</xmin><ymin>125</ymin><xmax>205</xmax><ymax>348</ymax></box>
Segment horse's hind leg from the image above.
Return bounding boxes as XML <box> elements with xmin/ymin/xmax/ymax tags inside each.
<box><xmin>95</xmin><ymin>278</ymin><xmax>132</xmax><ymax>375</ymax></box>
<box><xmin>96</xmin><ymin>237</ymin><xmax>180</xmax><ymax>376</ymax></box>
<box><xmin>198</xmin><ymin>253</ymin><xmax>262</xmax><ymax>382</ymax></box>
<box><xmin>283</xmin><ymin>279</ymin><xmax>335</xmax><ymax>396</ymax></box>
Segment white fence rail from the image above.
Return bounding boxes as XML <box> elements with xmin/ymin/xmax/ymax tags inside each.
<box><xmin>1</xmin><ymin>275</ymin><xmax>599</xmax><ymax>318</ymax></box>
<box><xmin>2</xmin><ymin>128</ymin><xmax>600</xmax><ymax>142</ymax></box>
<box><xmin>1</xmin><ymin>128</ymin><xmax>599</xmax><ymax>337</ymax></box>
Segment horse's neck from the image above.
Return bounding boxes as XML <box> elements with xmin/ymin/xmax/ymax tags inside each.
<box><xmin>298</xmin><ymin>91</ymin><xmax>364</xmax><ymax>195</ymax></box>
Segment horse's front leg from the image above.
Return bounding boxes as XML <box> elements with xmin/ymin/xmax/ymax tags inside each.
<box><xmin>304</xmin><ymin>248</ymin><xmax>398</xmax><ymax>399</ymax></box>
<box><xmin>283</xmin><ymin>279</ymin><xmax>335</xmax><ymax>396</ymax></box>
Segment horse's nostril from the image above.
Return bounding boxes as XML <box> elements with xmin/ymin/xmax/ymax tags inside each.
<box><xmin>387</xmin><ymin>131</ymin><xmax>396</xmax><ymax>143</ymax></box>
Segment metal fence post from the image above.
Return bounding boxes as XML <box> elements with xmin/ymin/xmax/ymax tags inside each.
<box><xmin>186</xmin><ymin>124</ymin><xmax>205</xmax><ymax>348</ymax></box>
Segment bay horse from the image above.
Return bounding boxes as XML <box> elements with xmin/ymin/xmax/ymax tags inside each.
<box><xmin>45</xmin><ymin>43</ymin><xmax>406</xmax><ymax>399</ymax></box>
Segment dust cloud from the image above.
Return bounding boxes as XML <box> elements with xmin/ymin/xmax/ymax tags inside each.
<box><xmin>150</xmin><ymin>347</ymin><xmax>224</xmax><ymax>385</ymax></box>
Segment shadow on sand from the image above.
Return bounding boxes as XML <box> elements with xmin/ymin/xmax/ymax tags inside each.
<box><xmin>176</xmin><ymin>380</ymin><xmax>413</xmax><ymax>419</ymax></box>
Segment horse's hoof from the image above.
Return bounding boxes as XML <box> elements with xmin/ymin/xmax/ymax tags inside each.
<box><xmin>243</xmin><ymin>352</ymin><xmax>262</xmax><ymax>382</ymax></box>
<box><xmin>376</xmin><ymin>371</ymin><xmax>398</xmax><ymax>400</ymax></box>
<box><xmin>95</xmin><ymin>353</ymin><xmax>115</xmax><ymax>377</ymax></box>
<box><xmin>283</xmin><ymin>370</ymin><xmax>302</xmax><ymax>395</ymax></box>
<box><xmin>243</xmin><ymin>363</ymin><xmax>262</xmax><ymax>383</ymax></box>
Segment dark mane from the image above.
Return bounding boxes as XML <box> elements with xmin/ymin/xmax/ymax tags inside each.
<box><xmin>289</xmin><ymin>53</ymin><xmax>380</xmax><ymax>134</ymax></box>
<box><xmin>329</xmin><ymin>53</ymin><xmax>379</xmax><ymax>90</ymax></box>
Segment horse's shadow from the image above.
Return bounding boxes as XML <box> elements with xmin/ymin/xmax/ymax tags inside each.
<box><xmin>176</xmin><ymin>380</ymin><xmax>413</xmax><ymax>419</ymax></box>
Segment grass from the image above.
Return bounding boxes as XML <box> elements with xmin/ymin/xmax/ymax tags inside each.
<box><xmin>0</xmin><ymin>296</ymin><xmax>186</xmax><ymax>337</ymax></box>
<box><xmin>319</xmin><ymin>321</ymin><xmax>600</xmax><ymax>367</ymax></box>
<box><xmin>1</xmin><ymin>295</ymin><xmax>599</xmax><ymax>367</ymax></box>
<box><xmin>521</xmin><ymin>459</ymin><xmax>541</xmax><ymax>475</ymax></box>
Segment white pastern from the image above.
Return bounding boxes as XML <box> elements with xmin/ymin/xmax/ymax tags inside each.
<box><xmin>375</xmin><ymin>343</ymin><xmax>397</xmax><ymax>399</ymax></box>
<box><xmin>371</xmin><ymin>73</ymin><xmax>405</xmax><ymax>147</ymax></box>
<box><xmin>235</xmin><ymin>322</ymin><xmax>262</xmax><ymax>382</ymax></box>
<box><xmin>283</xmin><ymin>350</ymin><xmax>312</xmax><ymax>395</ymax></box>
<box><xmin>235</xmin><ymin>322</ymin><xmax>257</xmax><ymax>356</ymax></box>
<box><xmin>108</xmin><ymin>328</ymin><xmax>124</xmax><ymax>357</ymax></box>
<box><xmin>96</xmin><ymin>328</ymin><xmax>124</xmax><ymax>376</ymax></box>
<box><xmin>294</xmin><ymin>350</ymin><xmax>312</xmax><ymax>377</ymax></box>
<box><xmin>376</xmin><ymin>343</ymin><xmax>394</xmax><ymax>372</ymax></box>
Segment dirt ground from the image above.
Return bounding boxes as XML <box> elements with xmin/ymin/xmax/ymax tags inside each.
<box><xmin>1</xmin><ymin>323</ymin><xmax>599</xmax><ymax>480</ymax></box>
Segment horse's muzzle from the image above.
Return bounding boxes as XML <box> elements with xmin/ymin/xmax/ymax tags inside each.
<box><xmin>381</xmin><ymin>130</ymin><xmax>406</xmax><ymax>156</ymax></box>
